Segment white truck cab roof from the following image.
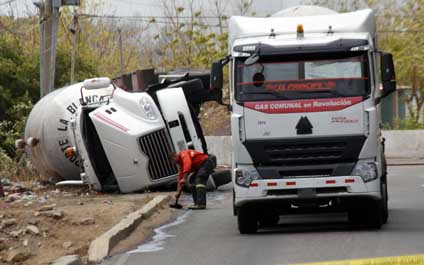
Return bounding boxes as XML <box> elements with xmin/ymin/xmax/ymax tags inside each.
<box><xmin>229</xmin><ymin>6</ymin><xmax>376</xmax><ymax>48</ymax></box>
<box><xmin>231</xmin><ymin>32</ymin><xmax>373</xmax><ymax>57</ymax></box>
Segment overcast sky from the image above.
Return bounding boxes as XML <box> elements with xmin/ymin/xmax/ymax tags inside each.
<box><xmin>2</xmin><ymin>0</ymin><xmax>306</xmax><ymax>17</ymax></box>
<box><xmin>99</xmin><ymin>0</ymin><xmax>303</xmax><ymax>16</ymax></box>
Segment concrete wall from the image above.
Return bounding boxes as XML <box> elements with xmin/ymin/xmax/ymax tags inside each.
<box><xmin>206</xmin><ymin>130</ymin><xmax>424</xmax><ymax>165</ymax></box>
<box><xmin>205</xmin><ymin>136</ymin><xmax>233</xmax><ymax>166</ymax></box>
<box><xmin>382</xmin><ymin>130</ymin><xmax>424</xmax><ymax>159</ymax></box>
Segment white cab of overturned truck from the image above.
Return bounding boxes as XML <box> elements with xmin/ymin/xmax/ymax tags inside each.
<box><xmin>23</xmin><ymin>72</ymin><xmax>229</xmax><ymax>193</ymax></box>
<box><xmin>73</xmin><ymin>74</ymin><xmax>222</xmax><ymax>193</ymax></box>
<box><xmin>210</xmin><ymin>6</ymin><xmax>396</xmax><ymax>233</ymax></box>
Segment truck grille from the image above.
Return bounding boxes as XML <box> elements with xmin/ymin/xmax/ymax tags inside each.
<box><xmin>266</xmin><ymin>142</ymin><xmax>347</xmax><ymax>164</ymax></box>
<box><xmin>278</xmin><ymin>169</ymin><xmax>333</xmax><ymax>178</ymax></box>
<box><xmin>139</xmin><ymin>129</ymin><xmax>178</xmax><ymax>181</ymax></box>
<box><xmin>268</xmin><ymin>142</ymin><xmax>346</xmax><ymax>161</ymax></box>
<box><xmin>244</xmin><ymin>136</ymin><xmax>366</xmax><ymax>167</ymax></box>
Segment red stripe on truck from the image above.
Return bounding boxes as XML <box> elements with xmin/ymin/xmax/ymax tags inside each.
<box><xmin>93</xmin><ymin>113</ymin><xmax>129</xmax><ymax>132</ymax></box>
<box><xmin>244</xmin><ymin>96</ymin><xmax>363</xmax><ymax>114</ymax></box>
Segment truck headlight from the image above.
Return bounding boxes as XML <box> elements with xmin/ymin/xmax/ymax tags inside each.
<box><xmin>140</xmin><ymin>96</ymin><xmax>157</xmax><ymax>120</ymax></box>
<box><xmin>351</xmin><ymin>161</ymin><xmax>378</xmax><ymax>182</ymax></box>
<box><xmin>235</xmin><ymin>169</ymin><xmax>261</xmax><ymax>187</ymax></box>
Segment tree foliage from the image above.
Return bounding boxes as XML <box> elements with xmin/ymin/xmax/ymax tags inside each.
<box><xmin>379</xmin><ymin>0</ymin><xmax>424</xmax><ymax>123</ymax></box>
<box><xmin>310</xmin><ymin>0</ymin><xmax>373</xmax><ymax>11</ymax></box>
<box><xmin>152</xmin><ymin>0</ymin><xmax>228</xmax><ymax>70</ymax></box>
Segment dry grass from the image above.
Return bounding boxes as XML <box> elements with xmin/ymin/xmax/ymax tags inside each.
<box><xmin>0</xmin><ymin>151</ymin><xmax>43</xmax><ymax>182</ymax></box>
<box><xmin>200</xmin><ymin>102</ymin><xmax>231</xmax><ymax>136</ymax></box>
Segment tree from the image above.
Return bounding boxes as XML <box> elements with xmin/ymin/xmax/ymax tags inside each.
<box><xmin>379</xmin><ymin>0</ymin><xmax>424</xmax><ymax>123</ymax></box>
<box><xmin>152</xmin><ymin>0</ymin><xmax>228</xmax><ymax>70</ymax></box>
<box><xmin>309</xmin><ymin>0</ymin><xmax>373</xmax><ymax>11</ymax></box>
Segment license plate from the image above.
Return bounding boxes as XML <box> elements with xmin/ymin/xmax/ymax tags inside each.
<box><xmin>297</xmin><ymin>188</ymin><xmax>316</xmax><ymax>198</ymax></box>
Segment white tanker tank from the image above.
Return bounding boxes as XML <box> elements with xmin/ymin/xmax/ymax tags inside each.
<box><xmin>21</xmin><ymin>82</ymin><xmax>113</xmax><ymax>181</ymax></box>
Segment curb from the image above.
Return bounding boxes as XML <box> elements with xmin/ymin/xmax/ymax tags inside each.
<box><xmin>387</xmin><ymin>159</ymin><xmax>424</xmax><ymax>166</ymax></box>
<box><xmin>292</xmin><ymin>254</ymin><xmax>424</xmax><ymax>265</ymax></box>
<box><xmin>51</xmin><ymin>255</ymin><xmax>82</xmax><ymax>265</ymax></box>
<box><xmin>87</xmin><ymin>195</ymin><xmax>171</xmax><ymax>263</ymax></box>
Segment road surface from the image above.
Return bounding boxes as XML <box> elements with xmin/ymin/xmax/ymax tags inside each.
<box><xmin>103</xmin><ymin>165</ymin><xmax>424</xmax><ymax>265</ymax></box>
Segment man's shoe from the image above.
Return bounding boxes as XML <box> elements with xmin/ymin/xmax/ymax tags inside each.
<box><xmin>188</xmin><ymin>204</ymin><xmax>206</xmax><ymax>210</ymax></box>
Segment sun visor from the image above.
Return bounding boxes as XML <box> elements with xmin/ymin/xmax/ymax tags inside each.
<box><xmin>233</xmin><ymin>39</ymin><xmax>369</xmax><ymax>56</ymax></box>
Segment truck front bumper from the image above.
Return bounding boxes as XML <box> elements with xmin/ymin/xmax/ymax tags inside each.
<box><xmin>234</xmin><ymin>176</ymin><xmax>381</xmax><ymax>207</ymax></box>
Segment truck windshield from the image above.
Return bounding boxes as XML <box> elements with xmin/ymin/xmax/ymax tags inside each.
<box><xmin>235</xmin><ymin>52</ymin><xmax>370</xmax><ymax>101</ymax></box>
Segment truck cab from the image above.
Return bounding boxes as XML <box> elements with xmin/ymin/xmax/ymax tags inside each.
<box><xmin>72</xmin><ymin>72</ymin><xmax>226</xmax><ymax>193</ymax></box>
<box><xmin>211</xmin><ymin>6</ymin><xmax>396</xmax><ymax>234</ymax></box>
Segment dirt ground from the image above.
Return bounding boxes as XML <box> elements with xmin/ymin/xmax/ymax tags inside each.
<box><xmin>0</xmin><ymin>185</ymin><xmax>174</xmax><ymax>265</ymax></box>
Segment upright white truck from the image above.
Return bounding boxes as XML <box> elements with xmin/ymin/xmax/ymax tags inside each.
<box><xmin>210</xmin><ymin>6</ymin><xmax>396</xmax><ymax>233</ymax></box>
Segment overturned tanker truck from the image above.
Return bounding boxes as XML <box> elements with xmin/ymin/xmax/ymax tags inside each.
<box><xmin>19</xmin><ymin>71</ymin><xmax>231</xmax><ymax>193</ymax></box>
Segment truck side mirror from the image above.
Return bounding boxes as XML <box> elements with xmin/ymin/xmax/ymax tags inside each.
<box><xmin>380</xmin><ymin>52</ymin><xmax>396</xmax><ymax>97</ymax></box>
<box><xmin>210</xmin><ymin>61</ymin><xmax>223</xmax><ymax>91</ymax></box>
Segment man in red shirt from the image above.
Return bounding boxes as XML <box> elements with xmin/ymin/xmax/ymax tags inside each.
<box><xmin>169</xmin><ymin>150</ymin><xmax>216</xmax><ymax>209</ymax></box>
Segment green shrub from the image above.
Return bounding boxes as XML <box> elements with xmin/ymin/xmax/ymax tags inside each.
<box><xmin>382</xmin><ymin>118</ymin><xmax>424</xmax><ymax>130</ymax></box>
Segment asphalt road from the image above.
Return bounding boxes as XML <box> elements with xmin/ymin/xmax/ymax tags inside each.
<box><xmin>103</xmin><ymin>165</ymin><xmax>424</xmax><ymax>265</ymax></box>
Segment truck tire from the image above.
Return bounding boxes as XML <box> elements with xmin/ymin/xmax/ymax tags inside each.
<box><xmin>347</xmin><ymin>208</ymin><xmax>363</xmax><ymax>224</ymax></box>
<box><xmin>259</xmin><ymin>212</ymin><xmax>280</xmax><ymax>228</ymax></box>
<box><xmin>382</xmin><ymin>182</ymin><xmax>389</xmax><ymax>224</ymax></box>
<box><xmin>233</xmin><ymin>189</ymin><xmax>237</xmax><ymax>216</ymax></box>
<box><xmin>237</xmin><ymin>207</ymin><xmax>258</xmax><ymax>234</ymax></box>
<box><xmin>348</xmin><ymin>200</ymin><xmax>383</xmax><ymax>229</ymax></box>
<box><xmin>348</xmin><ymin>198</ymin><xmax>384</xmax><ymax>229</ymax></box>
<box><xmin>366</xmin><ymin>199</ymin><xmax>384</xmax><ymax>229</ymax></box>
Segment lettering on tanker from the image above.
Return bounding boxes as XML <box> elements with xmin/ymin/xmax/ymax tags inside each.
<box><xmin>57</xmin><ymin>119</ymin><xmax>69</xmax><ymax>131</ymax></box>
<box><xmin>55</xmin><ymin>93</ymin><xmax>112</xmax><ymax>167</ymax></box>
<box><xmin>58</xmin><ymin>138</ymin><xmax>80</xmax><ymax>167</ymax></box>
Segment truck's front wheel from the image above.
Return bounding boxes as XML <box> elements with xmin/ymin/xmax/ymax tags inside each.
<box><xmin>382</xmin><ymin>181</ymin><xmax>389</xmax><ymax>224</ymax></box>
<box><xmin>348</xmin><ymin>199</ymin><xmax>383</xmax><ymax>229</ymax></box>
<box><xmin>366</xmin><ymin>199</ymin><xmax>384</xmax><ymax>229</ymax></box>
<box><xmin>237</xmin><ymin>207</ymin><xmax>258</xmax><ymax>234</ymax></box>
<box><xmin>259</xmin><ymin>212</ymin><xmax>280</xmax><ymax>228</ymax></box>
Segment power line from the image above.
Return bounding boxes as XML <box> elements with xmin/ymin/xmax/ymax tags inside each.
<box><xmin>78</xmin><ymin>13</ymin><xmax>228</xmax><ymax>28</ymax></box>
<box><xmin>78</xmin><ymin>13</ymin><xmax>424</xmax><ymax>33</ymax></box>
<box><xmin>78</xmin><ymin>13</ymin><xmax>229</xmax><ymax>20</ymax></box>
<box><xmin>379</xmin><ymin>30</ymin><xmax>424</xmax><ymax>33</ymax></box>
<box><xmin>110</xmin><ymin>0</ymin><xmax>164</xmax><ymax>8</ymax></box>
<box><xmin>0</xmin><ymin>0</ymin><xmax>17</xmax><ymax>6</ymax></box>
<box><xmin>108</xmin><ymin>0</ymin><xmax>235</xmax><ymax>14</ymax></box>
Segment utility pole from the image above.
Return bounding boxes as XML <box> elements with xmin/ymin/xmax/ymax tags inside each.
<box><xmin>34</xmin><ymin>0</ymin><xmax>80</xmax><ymax>98</ymax></box>
<box><xmin>49</xmin><ymin>0</ymin><xmax>60</xmax><ymax>95</ymax></box>
<box><xmin>118</xmin><ymin>28</ymin><xmax>125</xmax><ymax>75</ymax></box>
<box><xmin>70</xmin><ymin>11</ymin><xmax>78</xmax><ymax>84</ymax></box>
<box><xmin>34</xmin><ymin>1</ymin><xmax>46</xmax><ymax>98</ymax></box>
<box><xmin>34</xmin><ymin>0</ymin><xmax>51</xmax><ymax>98</ymax></box>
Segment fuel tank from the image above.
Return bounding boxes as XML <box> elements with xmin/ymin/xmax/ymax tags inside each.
<box><xmin>23</xmin><ymin>82</ymin><xmax>113</xmax><ymax>180</ymax></box>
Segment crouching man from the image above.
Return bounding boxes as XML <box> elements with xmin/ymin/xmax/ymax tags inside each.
<box><xmin>169</xmin><ymin>150</ymin><xmax>216</xmax><ymax>209</ymax></box>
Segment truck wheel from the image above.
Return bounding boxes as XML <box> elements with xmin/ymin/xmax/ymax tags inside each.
<box><xmin>348</xmin><ymin>199</ymin><xmax>384</xmax><ymax>229</ymax></box>
<box><xmin>366</xmin><ymin>199</ymin><xmax>384</xmax><ymax>229</ymax></box>
<box><xmin>233</xmin><ymin>190</ymin><xmax>237</xmax><ymax>216</ymax></box>
<box><xmin>237</xmin><ymin>207</ymin><xmax>258</xmax><ymax>234</ymax></box>
<box><xmin>259</xmin><ymin>212</ymin><xmax>280</xmax><ymax>228</ymax></box>
<box><xmin>382</xmin><ymin>182</ymin><xmax>389</xmax><ymax>224</ymax></box>
<box><xmin>347</xmin><ymin>208</ymin><xmax>363</xmax><ymax>224</ymax></box>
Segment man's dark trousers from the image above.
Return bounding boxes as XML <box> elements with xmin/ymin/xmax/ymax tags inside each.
<box><xmin>190</xmin><ymin>155</ymin><xmax>216</xmax><ymax>207</ymax></box>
